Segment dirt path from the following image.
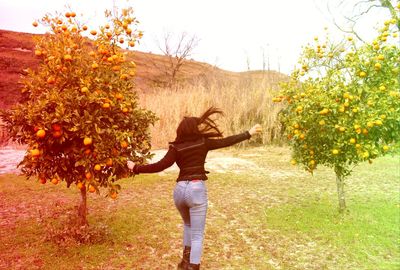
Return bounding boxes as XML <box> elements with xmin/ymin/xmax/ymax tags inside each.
<box><xmin>0</xmin><ymin>147</ymin><xmax>25</xmax><ymax>175</ymax></box>
<box><xmin>0</xmin><ymin>148</ymin><xmax>260</xmax><ymax>175</ymax></box>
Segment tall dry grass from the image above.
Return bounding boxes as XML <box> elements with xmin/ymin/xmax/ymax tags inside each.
<box><xmin>138</xmin><ymin>71</ymin><xmax>286</xmax><ymax>149</ymax></box>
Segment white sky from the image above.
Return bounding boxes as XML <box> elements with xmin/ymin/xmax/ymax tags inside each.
<box><xmin>0</xmin><ymin>0</ymin><xmax>393</xmax><ymax>74</ymax></box>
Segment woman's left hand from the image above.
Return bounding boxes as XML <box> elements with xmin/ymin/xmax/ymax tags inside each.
<box><xmin>249</xmin><ymin>124</ymin><xmax>262</xmax><ymax>136</ymax></box>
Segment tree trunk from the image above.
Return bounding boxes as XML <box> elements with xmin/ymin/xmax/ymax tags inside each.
<box><xmin>334</xmin><ymin>166</ymin><xmax>346</xmax><ymax>213</ymax></box>
<box><xmin>78</xmin><ymin>185</ymin><xmax>88</xmax><ymax>226</ymax></box>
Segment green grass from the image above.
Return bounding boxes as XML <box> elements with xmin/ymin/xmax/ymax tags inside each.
<box><xmin>0</xmin><ymin>147</ymin><xmax>398</xmax><ymax>269</ymax></box>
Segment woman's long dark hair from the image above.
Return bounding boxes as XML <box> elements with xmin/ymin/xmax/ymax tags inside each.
<box><xmin>173</xmin><ymin>107</ymin><xmax>224</xmax><ymax>143</ymax></box>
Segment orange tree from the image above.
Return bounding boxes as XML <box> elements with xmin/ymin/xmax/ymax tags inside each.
<box><xmin>274</xmin><ymin>10</ymin><xmax>400</xmax><ymax>212</ymax></box>
<box><xmin>0</xmin><ymin>8</ymin><xmax>156</xmax><ymax>225</ymax></box>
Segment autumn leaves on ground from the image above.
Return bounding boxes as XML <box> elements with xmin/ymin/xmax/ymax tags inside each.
<box><xmin>0</xmin><ymin>147</ymin><xmax>399</xmax><ymax>269</ymax></box>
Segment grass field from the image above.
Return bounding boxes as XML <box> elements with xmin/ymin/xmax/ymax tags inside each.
<box><xmin>0</xmin><ymin>146</ymin><xmax>398</xmax><ymax>269</ymax></box>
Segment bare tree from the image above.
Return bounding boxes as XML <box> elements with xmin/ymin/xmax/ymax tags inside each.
<box><xmin>321</xmin><ymin>0</ymin><xmax>399</xmax><ymax>41</ymax></box>
<box><xmin>155</xmin><ymin>31</ymin><xmax>199</xmax><ymax>86</ymax></box>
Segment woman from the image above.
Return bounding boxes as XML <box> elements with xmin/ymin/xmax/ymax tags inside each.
<box><xmin>127</xmin><ymin>107</ymin><xmax>262</xmax><ymax>270</ymax></box>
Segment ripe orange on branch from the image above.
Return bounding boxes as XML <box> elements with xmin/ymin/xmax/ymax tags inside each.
<box><xmin>77</xmin><ymin>182</ymin><xmax>84</xmax><ymax>190</ymax></box>
<box><xmin>106</xmin><ymin>158</ymin><xmax>113</xmax><ymax>166</ymax></box>
<box><xmin>51</xmin><ymin>178</ymin><xmax>59</xmax><ymax>185</ymax></box>
<box><xmin>47</xmin><ymin>77</ymin><xmax>56</xmax><ymax>84</ymax></box>
<box><xmin>63</xmin><ymin>54</ymin><xmax>72</xmax><ymax>61</ymax></box>
<box><xmin>85</xmin><ymin>172</ymin><xmax>92</xmax><ymax>180</ymax></box>
<box><xmin>36</xmin><ymin>129</ymin><xmax>46</xmax><ymax>138</ymax></box>
<box><xmin>53</xmin><ymin>130</ymin><xmax>63</xmax><ymax>138</ymax></box>
<box><xmin>120</xmin><ymin>141</ymin><xmax>128</xmax><ymax>148</ymax></box>
<box><xmin>94</xmin><ymin>164</ymin><xmax>102</xmax><ymax>171</ymax></box>
<box><xmin>31</xmin><ymin>149</ymin><xmax>40</xmax><ymax>157</ymax></box>
<box><xmin>83</xmin><ymin>137</ymin><xmax>92</xmax><ymax>146</ymax></box>
<box><xmin>89</xmin><ymin>185</ymin><xmax>96</xmax><ymax>193</ymax></box>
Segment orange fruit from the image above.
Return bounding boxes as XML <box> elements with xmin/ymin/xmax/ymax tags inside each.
<box><xmin>106</xmin><ymin>158</ymin><xmax>113</xmax><ymax>166</ymax></box>
<box><xmin>115</xmin><ymin>93</ymin><xmax>124</xmax><ymax>100</ymax></box>
<box><xmin>47</xmin><ymin>77</ymin><xmax>56</xmax><ymax>84</ymax></box>
<box><xmin>120</xmin><ymin>141</ymin><xmax>128</xmax><ymax>148</ymax></box>
<box><xmin>112</xmin><ymin>66</ymin><xmax>121</xmax><ymax>71</ymax></box>
<box><xmin>52</xmin><ymin>130</ymin><xmax>63</xmax><ymax>138</ymax></box>
<box><xmin>31</xmin><ymin>149</ymin><xmax>40</xmax><ymax>157</ymax></box>
<box><xmin>36</xmin><ymin>129</ymin><xmax>46</xmax><ymax>138</ymax></box>
<box><xmin>70</xmin><ymin>12</ymin><xmax>76</xmax><ymax>18</ymax></box>
<box><xmin>39</xmin><ymin>178</ymin><xmax>47</xmax><ymax>184</ymax></box>
<box><xmin>52</xmin><ymin>124</ymin><xmax>62</xmax><ymax>131</ymax></box>
<box><xmin>110</xmin><ymin>192</ymin><xmax>118</xmax><ymax>199</ymax></box>
<box><xmin>34</xmin><ymin>50</ymin><xmax>42</xmax><ymax>56</ymax></box>
<box><xmin>122</xmin><ymin>107</ymin><xmax>128</xmax><ymax>113</ymax></box>
<box><xmin>102</xmin><ymin>103</ymin><xmax>110</xmax><ymax>109</ymax></box>
<box><xmin>64</xmin><ymin>54</ymin><xmax>72</xmax><ymax>61</ymax></box>
<box><xmin>51</xmin><ymin>178</ymin><xmax>59</xmax><ymax>185</ymax></box>
<box><xmin>90</xmin><ymin>30</ymin><xmax>97</xmax><ymax>35</ymax></box>
<box><xmin>89</xmin><ymin>185</ymin><xmax>96</xmax><ymax>193</ymax></box>
<box><xmin>84</xmin><ymin>148</ymin><xmax>91</xmax><ymax>155</ymax></box>
<box><xmin>85</xmin><ymin>172</ymin><xmax>92</xmax><ymax>180</ymax></box>
<box><xmin>83</xmin><ymin>137</ymin><xmax>92</xmax><ymax>146</ymax></box>
<box><xmin>82</xmin><ymin>25</ymin><xmax>88</xmax><ymax>31</ymax></box>
<box><xmin>94</xmin><ymin>164</ymin><xmax>101</xmax><ymax>171</ymax></box>
<box><xmin>32</xmin><ymin>21</ymin><xmax>38</xmax><ymax>27</ymax></box>
<box><xmin>77</xmin><ymin>182</ymin><xmax>84</xmax><ymax>190</ymax></box>
<box><xmin>92</xmin><ymin>63</ymin><xmax>98</xmax><ymax>69</ymax></box>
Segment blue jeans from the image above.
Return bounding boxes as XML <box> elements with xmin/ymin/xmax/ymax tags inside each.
<box><xmin>173</xmin><ymin>180</ymin><xmax>208</xmax><ymax>264</ymax></box>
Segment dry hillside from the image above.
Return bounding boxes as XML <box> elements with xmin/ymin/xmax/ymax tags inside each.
<box><xmin>0</xmin><ymin>29</ymin><xmax>287</xmax><ymax>109</ymax></box>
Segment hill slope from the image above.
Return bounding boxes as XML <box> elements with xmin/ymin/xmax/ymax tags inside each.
<box><xmin>0</xmin><ymin>29</ymin><xmax>287</xmax><ymax>108</ymax></box>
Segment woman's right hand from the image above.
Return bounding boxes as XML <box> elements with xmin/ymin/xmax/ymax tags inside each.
<box><xmin>127</xmin><ymin>160</ymin><xmax>135</xmax><ymax>171</ymax></box>
<box><xmin>249</xmin><ymin>124</ymin><xmax>262</xmax><ymax>136</ymax></box>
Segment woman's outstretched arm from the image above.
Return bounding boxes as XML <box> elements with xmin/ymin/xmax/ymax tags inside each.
<box><xmin>205</xmin><ymin>124</ymin><xmax>262</xmax><ymax>150</ymax></box>
<box><xmin>128</xmin><ymin>145</ymin><xmax>176</xmax><ymax>174</ymax></box>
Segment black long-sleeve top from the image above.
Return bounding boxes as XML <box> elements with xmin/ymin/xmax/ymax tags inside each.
<box><xmin>133</xmin><ymin>131</ymin><xmax>251</xmax><ymax>181</ymax></box>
